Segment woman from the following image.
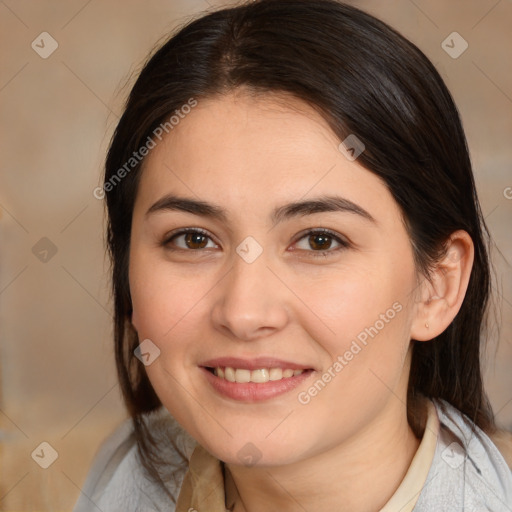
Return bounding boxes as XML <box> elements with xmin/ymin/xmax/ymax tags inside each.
<box><xmin>75</xmin><ymin>0</ymin><xmax>512</xmax><ymax>510</ymax></box>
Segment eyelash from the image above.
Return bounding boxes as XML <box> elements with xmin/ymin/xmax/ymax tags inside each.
<box><xmin>161</xmin><ymin>228</ymin><xmax>350</xmax><ymax>258</ymax></box>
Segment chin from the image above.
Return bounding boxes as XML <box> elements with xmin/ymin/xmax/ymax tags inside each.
<box><xmin>200</xmin><ymin>437</ymin><xmax>306</xmax><ymax>468</ymax></box>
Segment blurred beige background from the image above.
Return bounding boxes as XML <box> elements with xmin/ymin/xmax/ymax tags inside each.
<box><xmin>0</xmin><ymin>0</ymin><xmax>511</xmax><ymax>510</ymax></box>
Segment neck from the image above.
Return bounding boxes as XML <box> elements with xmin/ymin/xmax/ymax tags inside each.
<box><xmin>225</xmin><ymin>398</ymin><xmax>422</xmax><ymax>512</ymax></box>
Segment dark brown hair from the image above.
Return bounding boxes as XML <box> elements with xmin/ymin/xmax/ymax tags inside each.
<box><xmin>103</xmin><ymin>0</ymin><xmax>495</xmax><ymax>496</ymax></box>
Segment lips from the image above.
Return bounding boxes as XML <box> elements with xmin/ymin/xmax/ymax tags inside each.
<box><xmin>200</xmin><ymin>366</ymin><xmax>314</xmax><ymax>402</ymax></box>
<box><xmin>199</xmin><ymin>356</ymin><xmax>315</xmax><ymax>401</ymax></box>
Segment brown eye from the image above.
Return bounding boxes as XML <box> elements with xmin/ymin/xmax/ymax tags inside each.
<box><xmin>164</xmin><ymin>229</ymin><xmax>218</xmax><ymax>251</ymax></box>
<box><xmin>293</xmin><ymin>229</ymin><xmax>349</xmax><ymax>257</ymax></box>
<box><xmin>308</xmin><ymin>233</ymin><xmax>333</xmax><ymax>251</ymax></box>
<box><xmin>184</xmin><ymin>232</ymin><xmax>208</xmax><ymax>249</ymax></box>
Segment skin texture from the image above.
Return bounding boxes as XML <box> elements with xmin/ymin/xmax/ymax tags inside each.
<box><xmin>128</xmin><ymin>89</ymin><xmax>474</xmax><ymax>512</ymax></box>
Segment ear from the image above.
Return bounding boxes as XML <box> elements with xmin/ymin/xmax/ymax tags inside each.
<box><xmin>410</xmin><ymin>230</ymin><xmax>474</xmax><ymax>341</ymax></box>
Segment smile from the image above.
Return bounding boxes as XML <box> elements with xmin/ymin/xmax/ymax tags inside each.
<box><xmin>201</xmin><ymin>366</ymin><xmax>315</xmax><ymax>402</ymax></box>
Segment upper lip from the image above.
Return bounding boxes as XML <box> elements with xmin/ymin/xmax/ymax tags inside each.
<box><xmin>200</xmin><ymin>357</ymin><xmax>314</xmax><ymax>371</ymax></box>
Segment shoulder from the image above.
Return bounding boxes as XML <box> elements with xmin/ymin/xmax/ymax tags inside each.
<box><xmin>488</xmin><ymin>428</ymin><xmax>512</xmax><ymax>470</ymax></box>
<box><xmin>414</xmin><ymin>399</ymin><xmax>512</xmax><ymax>511</ymax></box>
<box><xmin>73</xmin><ymin>408</ymin><xmax>197</xmax><ymax>512</ymax></box>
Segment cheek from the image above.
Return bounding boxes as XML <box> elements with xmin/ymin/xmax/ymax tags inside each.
<box><xmin>129</xmin><ymin>252</ymin><xmax>206</xmax><ymax>339</ymax></box>
<box><xmin>293</xmin><ymin>261</ymin><xmax>415</xmax><ymax>406</ymax></box>
<box><xmin>295</xmin><ymin>264</ymin><xmax>409</xmax><ymax>348</ymax></box>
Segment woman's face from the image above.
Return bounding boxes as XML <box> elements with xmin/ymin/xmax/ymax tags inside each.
<box><xmin>129</xmin><ymin>90</ymin><xmax>421</xmax><ymax>466</ymax></box>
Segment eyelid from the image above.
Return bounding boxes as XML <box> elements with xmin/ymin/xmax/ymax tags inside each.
<box><xmin>162</xmin><ymin>227</ymin><xmax>220</xmax><ymax>249</ymax></box>
<box><xmin>292</xmin><ymin>227</ymin><xmax>349</xmax><ymax>244</ymax></box>
<box><xmin>290</xmin><ymin>228</ymin><xmax>351</xmax><ymax>256</ymax></box>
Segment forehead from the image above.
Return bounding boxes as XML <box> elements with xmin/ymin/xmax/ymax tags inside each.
<box><xmin>151</xmin><ymin>90</ymin><xmax>339</xmax><ymax>173</ymax></box>
<box><xmin>135</xmin><ymin>90</ymin><xmax>398</xmax><ymax>225</ymax></box>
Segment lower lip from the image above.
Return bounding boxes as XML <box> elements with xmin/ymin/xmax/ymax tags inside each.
<box><xmin>200</xmin><ymin>367</ymin><xmax>314</xmax><ymax>402</ymax></box>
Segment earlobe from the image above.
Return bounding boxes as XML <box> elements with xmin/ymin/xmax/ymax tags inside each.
<box><xmin>410</xmin><ymin>230</ymin><xmax>474</xmax><ymax>342</ymax></box>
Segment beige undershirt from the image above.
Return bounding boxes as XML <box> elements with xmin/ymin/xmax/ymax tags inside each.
<box><xmin>175</xmin><ymin>399</ymin><xmax>440</xmax><ymax>512</ymax></box>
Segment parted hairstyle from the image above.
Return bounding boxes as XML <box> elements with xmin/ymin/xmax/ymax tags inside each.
<box><xmin>102</xmin><ymin>0</ymin><xmax>495</xmax><ymax>497</ymax></box>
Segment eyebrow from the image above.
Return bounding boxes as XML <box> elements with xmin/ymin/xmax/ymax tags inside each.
<box><xmin>145</xmin><ymin>194</ymin><xmax>376</xmax><ymax>225</ymax></box>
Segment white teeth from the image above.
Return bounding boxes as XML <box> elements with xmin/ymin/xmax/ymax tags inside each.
<box><xmin>251</xmin><ymin>369</ymin><xmax>269</xmax><ymax>383</ymax></box>
<box><xmin>235</xmin><ymin>369</ymin><xmax>251</xmax><ymax>383</ymax></box>
<box><xmin>225</xmin><ymin>367</ymin><xmax>236</xmax><ymax>382</ymax></box>
<box><xmin>269</xmin><ymin>368</ymin><xmax>283</xmax><ymax>381</ymax></box>
<box><xmin>213</xmin><ymin>366</ymin><xmax>304</xmax><ymax>383</ymax></box>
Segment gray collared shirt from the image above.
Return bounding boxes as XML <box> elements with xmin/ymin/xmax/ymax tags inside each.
<box><xmin>73</xmin><ymin>399</ymin><xmax>512</xmax><ymax>511</ymax></box>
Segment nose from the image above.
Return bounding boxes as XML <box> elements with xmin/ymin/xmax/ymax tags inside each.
<box><xmin>211</xmin><ymin>251</ymin><xmax>290</xmax><ymax>342</ymax></box>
